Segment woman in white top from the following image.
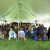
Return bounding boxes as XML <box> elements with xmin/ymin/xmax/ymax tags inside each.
<box><xmin>18</xmin><ymin>29</ymin><xmax>26</xmax><ymax>40</ymax></box>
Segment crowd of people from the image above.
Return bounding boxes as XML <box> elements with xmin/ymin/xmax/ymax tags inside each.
<box><xmin>0</xmin><ymin>22</ymin><xmax>50</xmax><ymax>41</ymax></box>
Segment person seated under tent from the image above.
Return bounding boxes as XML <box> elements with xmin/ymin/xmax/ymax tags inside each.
<box><xmin>33</xmin><ymin>24</ymin><xmax>39</xmax><ymax>41</ymax></box>
<box><xmin>14</xmin><ymin>26</ymin><xmax>18</xmax><ymax>34</ymax></box>
<box><xmin>30</xmin><ymin>26</ymin><xmax>34</xmax><ymax>37</ymax></box>
<box><xmin>22</xmin><ymin>26</ymin><xmax>28</xmax><ymax>37</ymax></box>
<box><xmin>37</xmin><ymin>24</ymin><xmax>47</xmax><ymax>41</ymax></box>
<box><xmin>18</xmin><ymin>28</ymin><xmax>26</xmax><ymax>40</ymax></box>
<box><xmin>2</xmin><ymin>30</ymin><xmax>6</xmax><ymax>40</ymax></box>
<box><xmin>0</xmin><ymin>26</ymin><xmax>6</xmax><ymax>40</ymax></box>
<box><xmin>47</xmin><ymin>27</ymin><xmax>50</xmax><ymax>41</ymax></box>
<box><xmin>1</xmin><ymin>26</ymin><xmax>6</xmax><ymax>40</ymax></box>
<box><xmin>9</xmin><ymin>28</ymin><xmax>17</xmax><ymax>41</ymax></box>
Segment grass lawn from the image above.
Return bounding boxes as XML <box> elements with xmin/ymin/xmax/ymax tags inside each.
<box><xmin>0</xmin><ymin>38</ymin><xmax>50</xmax><ymax>50</ymax></box>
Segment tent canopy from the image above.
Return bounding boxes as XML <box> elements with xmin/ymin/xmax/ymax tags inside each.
<box><xmin>0</xmin><ymin>0</ymin><xmax>50</xmax><ymax>23</ymax></box>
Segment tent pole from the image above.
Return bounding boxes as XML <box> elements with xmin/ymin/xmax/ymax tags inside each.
<box><xmin>18</xmin><ymin>2</ymin><xmax>22</xmax><ymax>31</ymax></box>
<box><xmin>17</xmin><ymin>0</ymin><xmax>20</xmax><ymax>41</ymax></box>
<box><xmin>17</xmin><ymin>0</ymin><xmax>22</xmax><ymax>31</ymax></box>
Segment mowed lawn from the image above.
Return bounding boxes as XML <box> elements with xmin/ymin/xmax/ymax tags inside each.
<box><xmin>0</xmin><ymin>38</ymin><xmax>50</xmax><ymax>50</ymax></box>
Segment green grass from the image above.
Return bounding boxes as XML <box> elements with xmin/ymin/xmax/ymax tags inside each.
<box><xmin>0</xmin><ymin>38</ymin><xmax>50</xmax><ymax>50</ymax></box>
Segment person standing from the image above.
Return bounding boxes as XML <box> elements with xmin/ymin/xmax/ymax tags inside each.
<box><xmin>47</xmin><ymin>27</ymin><xmax>50</xmax><ymax>40</ymax></box>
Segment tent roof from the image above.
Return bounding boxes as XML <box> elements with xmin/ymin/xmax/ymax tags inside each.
<box><xmin>0</xmin><ymin>0</ymin><xmax>50</xmax><ymax>22</ymax></box>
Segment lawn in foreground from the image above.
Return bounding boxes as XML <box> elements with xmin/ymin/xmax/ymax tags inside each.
<box><xmin>0</xmin><ymin>38</ymin><xmax>50</xmax><ymax>50</ymax></box>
